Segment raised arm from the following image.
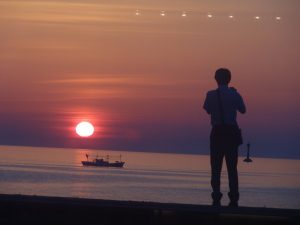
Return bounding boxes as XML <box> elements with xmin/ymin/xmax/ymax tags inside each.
<box><xmin>236</xmin><ymin>93</ymin><xmax>246</xmax><ymax>114</ymax></box>
<box><xmin>203</xmin><ymin>92</ymin><xmax>211</xmax><ymax>114</ymax></box>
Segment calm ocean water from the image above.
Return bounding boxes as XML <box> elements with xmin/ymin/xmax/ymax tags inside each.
<box><xmin>0</xmin><ymin>145</ymin><xmax>299</xmax><ymax>209</ymax></box>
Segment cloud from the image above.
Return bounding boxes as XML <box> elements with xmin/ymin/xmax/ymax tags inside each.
<box><xmin>0</xmin><ymin>1</ymin><xmax>142</xmax><ymax>25</ymax></box>
<box><xmin>39</xmin><ymin>74</ymin><xmax>201</xmax><ymax>100</ymax></box>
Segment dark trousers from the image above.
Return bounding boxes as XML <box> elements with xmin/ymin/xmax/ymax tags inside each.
<box><xmin>210</xmin><ymin>126</ymin><xmax>239</xmax><ymax>203</ymax></box>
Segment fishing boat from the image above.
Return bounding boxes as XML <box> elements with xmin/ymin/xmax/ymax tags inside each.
<box><xmin>82</xmin><ymin>154</ymin><xmax>125</xmax><ymax>168</ymax></box>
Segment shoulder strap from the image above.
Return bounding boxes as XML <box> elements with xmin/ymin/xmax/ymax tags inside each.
<box><xmin>216</xmin><ymin>89</ymin><xmax>225</xmax><ymax>125</ymax></box>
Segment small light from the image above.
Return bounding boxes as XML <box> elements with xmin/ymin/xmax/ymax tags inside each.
<box><xmin>160</xmin><ymin>11</ymin><xmax>166</xmax><ymax>17</ymax></box>
<box><xmin>254</xmin><ymin>16</ymin><xmax>260</xmax><ymax>20</ymax></box>
<box><xmin>135</xmin><ymin>10</ymin><xmax>140</xmax><ymax>16</ymax></box>
<box><xmin>229</xmin><ymin>15</ymin><xmax>234</xmax><ymax>19</ymax></box>
<box><xmin>182</xmin><ymin>12</ymin><xmax>187</xmax><ymax>17</ymax></box>
<box><xmin>276</xmin><ymin>16</ymin><xmax>281</xmax><ymax>20</ymax></box>
<box><xmin>207</xmin><ymin>13</ymin><xmax>213</xmax><ymax>18</ymax></box>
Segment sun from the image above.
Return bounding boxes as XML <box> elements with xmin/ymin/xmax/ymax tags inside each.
<box><xmin>76</xmin><ymin>121</ymin><xmax>94</xmax><ymax>137</ymax></box>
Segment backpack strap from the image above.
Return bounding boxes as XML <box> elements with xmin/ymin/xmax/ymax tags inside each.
<box><xmin>217</xmin><ymin>89</ymin><xmax>225</xmax><ymax>125</ymax></box>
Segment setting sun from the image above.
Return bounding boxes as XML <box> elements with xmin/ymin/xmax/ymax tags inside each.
<box><xmin>75</xmin><ymin>121</ymin><xmax>94</xmax><ymax>137</ymax></box>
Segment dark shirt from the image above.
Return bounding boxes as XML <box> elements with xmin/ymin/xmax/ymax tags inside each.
<box><xmin>203</xmin><ymin>85</ymin><xmax>246</xmax><ymax>126</ymax></box>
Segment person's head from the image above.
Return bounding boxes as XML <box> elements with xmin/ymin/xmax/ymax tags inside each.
<box><xmin>215</xmin><ymin>68</ymin><xmax>231</xmax><ymax>85</ymax></box>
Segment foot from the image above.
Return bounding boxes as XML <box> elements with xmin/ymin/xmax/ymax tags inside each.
<box><xmin>228</xmin><ymin>201</ymin><xmax>238</xmax><ymax>208</ymax></box>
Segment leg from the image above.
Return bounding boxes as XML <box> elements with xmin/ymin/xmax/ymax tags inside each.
<box><xmin>210</xmin><ymin>143</ymin><xmax>224</xmax><ymax>203</ymax></box>
<box><xmin>225</xmin><ymin>145</ymin><xmax>239</xmax><ymax>204</ymax></box>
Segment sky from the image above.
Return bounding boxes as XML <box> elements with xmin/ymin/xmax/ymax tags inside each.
<box><xmin>0</xmin><ymin>0</ymin><xmax>299</xmax><ymax>158</ymax></box>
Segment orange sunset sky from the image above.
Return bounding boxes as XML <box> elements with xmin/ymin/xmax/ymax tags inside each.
<box><xmin>0</xmin><ymin>0</ymin><xmax>299</xmax><ymax>158</ymax></box>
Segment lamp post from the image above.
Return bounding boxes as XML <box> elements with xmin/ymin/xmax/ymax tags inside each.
<box><xmin>244</xmin><ymin>142</ymin><xmax>253</xmax><ymax>163</ymax></box>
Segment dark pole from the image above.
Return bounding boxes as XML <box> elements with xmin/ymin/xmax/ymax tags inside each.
<box><xmin>244</xmin><ymin>142</ymin><xmax>253</xmax><ymax>163</ymax></box>
<box><xmin>247</xmin><ymin>143</ymin><xmax>250</xmax><ymax>158</ymax></box>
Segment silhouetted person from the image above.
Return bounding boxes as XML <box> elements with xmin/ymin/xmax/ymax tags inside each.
<box><xmin>203</xmin><ymin>68</ymin><xmax>246</xmax><ymax>207</ymax></box>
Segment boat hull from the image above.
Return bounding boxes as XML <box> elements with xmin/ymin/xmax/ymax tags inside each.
<box><xmin>81</xmin><ymin>161</ymin><xmax>125</xmax><ymax>168</ymax></box>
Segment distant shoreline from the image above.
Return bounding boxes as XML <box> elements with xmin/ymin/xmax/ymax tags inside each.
<box><xmin>1</xmin><ymin>144</ymin><xmax>299</xmax><ymax>160</ymax></box>
<box><xmin>0</xmin><ymin>194</ymin><xmax>299</xmax><ymax>225</ymax></box>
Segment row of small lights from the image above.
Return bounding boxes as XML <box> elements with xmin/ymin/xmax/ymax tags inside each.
<box><xmin>135</xmin><ymin>10</ymin><xmax>282</xmax><ymax>20</ymax></box>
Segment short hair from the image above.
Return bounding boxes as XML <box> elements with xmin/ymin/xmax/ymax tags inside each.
<box><xmin>215</xmin><ymin>68</ymin><xmax>231</xmax><ymax>85</ymax></box>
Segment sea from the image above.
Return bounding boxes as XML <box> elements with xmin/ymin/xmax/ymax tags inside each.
<box><xmin>0</xmin><ymin>145</ymin><xmax>299</xmax><ymax>209</ymax></box>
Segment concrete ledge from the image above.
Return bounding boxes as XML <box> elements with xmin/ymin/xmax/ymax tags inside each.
<box><xmin>0</xmin><ymin>194</ymin><xmax>299</xmax><ymax>225</ymax></box>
